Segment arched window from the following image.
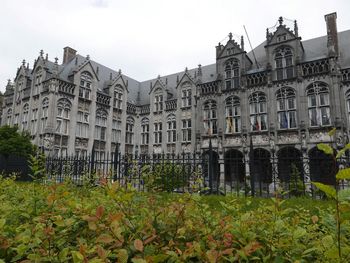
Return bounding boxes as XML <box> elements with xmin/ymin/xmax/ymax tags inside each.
<box><xmin>112</xmin><ymin>116</ymin><xmax>122</xmax><ymax>144</ymax></box>
<box><xmin>182</xmin><ymin>118</ymin><xmax>192</xmax><ymax>143</ymax></box>
<box><xmin>41</xmin><ymin>97</ymin><xmax>49</xmax><ymax>133</ymax></box>
<box><xmin>225</xmin><ymin>96</ymin><xmax>241</xmax><ymax>133</ymax></box>
<box><xmin>346</xmin><ymin>90</ymin><xmax>350</xmax><ymax>126</ymax></box>
<box><xmin>154</xmin><ymin>88</ymin><xmax>163</xmax><ymax>112</ymax></box>
<box><xmin>154</xmin><ymin>120</ymin><xmax>162</xmax><ymax>144</ymax></box>
<box><xmin>125</xmin><ymin>117</ymin><xmax>134</xmax><ymax>145</ymax></box>
<box><xmin>76</xmin><ymin>102</ymin><xmax>90</xmax><ymax>138</ymax></box>
<box><xmin>275</xmin><ymin>46</ymin><xmax>294</xmax><ymax>80</ymax></box>
<box><xmin>276</xmin><ymin>87</ymin><xmax>297</xmax><ymax>129</ymax></box>
<box><xmin>249</xmin><ymin>92</ymin><xmax>267</xmax><ymax>131</ymax></box>
<box><xmin>34</xmin><ymin>67</ymin><xmax>43</xmax><ymax>95</ymax></box>
<box><xmin>167</xmin><ymin>115</ymin><xmax>176</xmax><ymax>143</ymax></box>
<box><xmin>114</xmin><ymin>86</ymin><xmax>123</xmax><ymax>109</ymax></box>
<box><xmin>181</xmin><ymin>86</ymin><xmax>192</xmax><ymax>107</ymax></box>
<box><xmin>203</xmin><ymin>100</ymin><xmax>217</xmax><ymax>135</ymax></box>
<box><xmin>306</xmin><ymin>82</ymin><xmax>330</xmax><ymax>127</ymax></box>
<box><xmin>56</xmin><ymin>99</ymin><xmax>71</xmax><ymax>135</ymax></box>
<box><xmin>94</xmin><ymin>109</ymin><xmax>108</xmax><ymax>140</ymax></box>
<box><xmin>6</xmin><ymin>108</ymin><xmax>12</xmax><ymax>125</ymax></box>
<box><xmin>141</xmin><ymin>118</ymin><xmax>149</xmax><ymax>145</ymax></box>
<box><xmin>79</xmin><ymin>71</ymin><xmax>92</xmax><ymax>99</ymax></box>
<box><xmin>22</xmin><ymin>103</ymin><xmax>29</xmax><ymax>131</ymax></box>
<box><xmin>224</xmin><ymin>59</ymin><xmax>240</xmax><ymax>90</ymax></box>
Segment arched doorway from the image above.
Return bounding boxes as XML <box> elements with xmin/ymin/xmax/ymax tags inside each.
<box><xmin>277</xmin><ymin>147</ymin><xmax>304</xmax><ymax>196</ymax></box>
<box><xmin>202</xmin><ymin>150</ymin><xmax>220</xmax><ymax>192</ymax></box>
<box><xmin>309</xmin><ymin>147</ymin><xmax>336</xmax><ymax>186</ymax></box>
<box><xmin>252</xmin><ymin>148</ymin><xmax>272</xmax><ymax>196</ymax></box>
<box><xmin>277</xmin><ymin>147</ymin><xmax>303</xmax><ymax>182</ymax></box>
<box><xmin>224</xmin><ymin>149</ymin><xmax>245</xmax><ymax>193</ymax></box>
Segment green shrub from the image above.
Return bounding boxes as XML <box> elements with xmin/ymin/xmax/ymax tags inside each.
<box><xmin>0</xmin><ymin>177</ymin><xmax>349</xmax><ymax>262</ymax></box>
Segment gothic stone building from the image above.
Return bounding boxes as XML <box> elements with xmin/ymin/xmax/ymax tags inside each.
<box><xmin>1</xmin><ymin>13</ymin><xmax>350</xmax><ymax>182</ymax></box>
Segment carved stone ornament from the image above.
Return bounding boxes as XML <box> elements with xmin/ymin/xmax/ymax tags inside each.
<box><xmin>153</xmin><ymin>146</ymin><xmax>162</xmax><ymax>154</ymax></box>
<box><xmin>309</xmin><ymin>131</ymin><xmax>330</xmax><ymax>143</ymax></box>
<box><xmin>224</xmin><ymin>136</ymin><xmax>242</xmax><ymax>146</ymax></box>
<box><xmin>252</xmin><ymin>134</ymin><xmax>269</xmax><ymax>145</ymax></box>
<box><xmin>277</xmin><ymin>133</ymin><xmax>299</xmax><ymax>144</ymax></box>
<box><xmin>202</xmin><ymin>138</ymin><xmax>218</xmax><ymax>148</ymax></box>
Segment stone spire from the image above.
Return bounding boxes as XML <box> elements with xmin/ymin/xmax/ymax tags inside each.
<box><xmin>197</xmin><ymin>64</ymin><xmax>202</xmax><ymax>77</ymax></box>
<box><xmin>294</xmin><ymin>20</ymin><xmax>299</xmax><ymax>37</ymax></box>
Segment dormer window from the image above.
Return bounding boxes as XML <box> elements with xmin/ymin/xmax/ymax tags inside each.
<box><xmin>277</xmin><ymin>34</ymin><xmax>287</xmax><ymax>42</ymax></box>
<box><xmin>113</xmin><ymin>86</ymin><xmax>123</xmax><ymax>109</ymax></box>
<box><xmin>225</xmin><ymin>59</ymin><xmax>240</xmax><ymax>90</ymax></box>
<box><xmin>79</xmin><ymin>72</ymin><xmax>92</xmax><ymax>100</ymax></box>
<box><xmin>154</xmin><ymin>88</ymin><xmax>163</xmax><ymax>112</ymax></box>
<box><xmin>275</xmin><ymin>47</ymin><xmax>294</xmax><ymax>80</ymax></box>
<box><xmin>34</xmin><ymin>67</ymin><xmax>43</xmax><ymax>95</ymax></box>
<box><xmin>181</xmin><ymin>87</ymin><xmax>192</xmax><ymax>108</ymax></box>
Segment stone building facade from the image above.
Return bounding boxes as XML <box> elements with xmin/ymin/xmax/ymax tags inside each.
<box><xmin>1</xmin><ymin>12</ymin><xmax>350</xmax><ymax>171</ymax></box>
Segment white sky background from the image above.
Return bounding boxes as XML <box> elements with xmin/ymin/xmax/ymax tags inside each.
<box><xmin>0</xmin><ymin>0</ymin><xmax>349</xmax><ymax>92</ymax></box>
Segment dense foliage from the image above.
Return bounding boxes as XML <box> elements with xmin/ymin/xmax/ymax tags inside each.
<box><xmin>0</xmin><ymin>125</ymin><xmax>35</xmax><ymax>158</ymax></box>
<box><xmin>0</xmin><ymin>177</ymin><xmax>349</xmax><ymax>262</ymax></box>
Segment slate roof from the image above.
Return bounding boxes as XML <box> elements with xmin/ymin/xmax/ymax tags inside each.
<box><xmin>43</xmin><ymin>29</ymin><xmax>350</xmax><ymax>106</ymax></box>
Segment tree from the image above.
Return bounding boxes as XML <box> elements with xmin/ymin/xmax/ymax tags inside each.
<box><xmin>0</xmin><ymin>125</ymin><xmax>35</xmax><ymax>158</ymax></box>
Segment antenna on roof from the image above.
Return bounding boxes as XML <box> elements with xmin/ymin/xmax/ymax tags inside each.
<box><xmin>243</xmin><ymin>25</ymin><xmax>260</xmax><ymax>69</ymax></box>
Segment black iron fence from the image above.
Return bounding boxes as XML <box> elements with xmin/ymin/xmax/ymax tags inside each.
<box><xmin>43</xmin><ymin>144</ymin><xmax>350</xmax><ymax>198</ymax></box>
<box><xmin>0</xmin><ymin>154</ymin><xmax>31</xmax><ymax>181</ymax></box>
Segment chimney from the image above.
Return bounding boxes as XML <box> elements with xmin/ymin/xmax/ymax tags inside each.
<box><xmin>63</xmin><ymin>46</ymin><xmax>77</xmax><ymax>64</ymax></box>
<box><xmin>325</xmin><ymin>12</ymin><xmax>339</xmax><ymax>57</ymax></box>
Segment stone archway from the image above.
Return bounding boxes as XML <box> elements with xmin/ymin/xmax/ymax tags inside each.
<box><xmin>277</xmin><ymin>147</ymin><xmax>303</xmax><ymax>182</ymax></box>
<box><xmin>224</xmin><ymin>149</ymin><xmax>245</xmax><ymax>184</ymax></box>
<box><xmin>309</xmin><ymin>147</ymin><xmax>336</xmax><ymax>186</ymax></box>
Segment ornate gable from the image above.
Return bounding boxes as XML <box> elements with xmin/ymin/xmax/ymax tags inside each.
<box><xmin>266</xmin><ymin>17</ymin><xmax>299</xmax><ymax>46</ymax></box>
<box><xmin>175</xmin><ymin>68</ymin><xmax>196</xmax><ymax>89</ymax></box>
<box><xmin>149</xmin><ymin>76</ymin><xmax>167</xmax><ymax>94</ymax></box>
<box><xmin>76</xmin><ymin>57</ymin><xmax>100</xmax><ymax>81</ymax></box>
<box><xmin>111</xmin><ymin>70</ymin><xmax>129</xmax><ymax>93</ymax></box>
<box><xmin>217</xmin><ymin>33</ymin><xmax>245</xmax><ymax>60</ymax></box>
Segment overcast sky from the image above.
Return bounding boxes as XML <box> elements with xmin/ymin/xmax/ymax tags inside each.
<box><xmin>1</xmin><ymin>0</ymin><xmax>349</xmax><ymax>93</ymax></box>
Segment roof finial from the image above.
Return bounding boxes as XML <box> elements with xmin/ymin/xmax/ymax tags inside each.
<box><xmin>241</xmin><ymin>35</ymin><xmax>244</xmax><ymax>51</ymax></box>
<box><xmin>157</xmin><ymin>74</ymin><xmax>160</xmax><ymax>79</ymax></box>
<box><xmin>40</xmin><ymin>49</ymin><xmax>44</xmax><ymax>57</ymax></box>
<box><xmin>118</xmin><ymin>69</ymin><xmax>122</xmax><ymax>75</ymax></box>
<box><xmin>228</xmin><ymin>32</ymin><xmax>233</xmax><ymax>40</ymax></box>
<box><xmin>294</xmin><ymin>20</ymin><xmax>298</xmax><ymax>37</ymax></box>
<box><xmin>45</xmin><ymin>53</ymin><xmax>48</xmax><ymax>61</ymax></box>
<box><xmin>86</xmin><ymin>54</ymin><xmax>90</xmax><ymax>60</ymax></box>
<box><xmin>198</xmin><ymin>64</ymin><xmax>202</xmax><ymax>77</ymax></box>
<box><xmin>185</xmin><ymin>67</ymin><xmax>188</xmax><ymax>73</ymax></box>
<box><xmin>26</xmin><ymin>63</ymin><xmax>29</xmax><ymax>69</ymax></box>
<box><xmin>22</xmin><ymin>59</ymin><xmax>26</xmax><ymax>66</ymax></box>
<box><xmin>266</xmin><ymin>28</ymin><xmax>270</xmax><ymax>40</ymax></box>
<box><xmin>278</xmin><ymin>16</ymin><xmax>283</xmax><ymax>26</ymax></box>
<box><xmin>54</xmin><ymin>57</ymin><xmax>58</xmax><ymax>64</ymax></box>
